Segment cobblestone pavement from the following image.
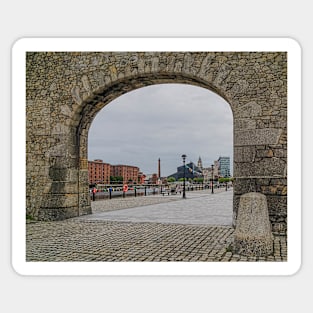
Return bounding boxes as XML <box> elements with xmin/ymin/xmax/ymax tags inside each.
<box><xmin>26</xmin><ymin>189</ymin><xmax>287</xmax><ymax>262</ymax></box>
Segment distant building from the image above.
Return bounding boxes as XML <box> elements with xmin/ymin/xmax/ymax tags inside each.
<box><xmin>202</xmin><ymin>167</ymin><xmax>211</xmax><ymax>184</ymax></box>
<box><xmin>197</xmin><ymin>156</ymin><xmax>203</xmax><ymax>170</ymax></box>
<box><xmin>88</xmin><ymin>159</ymin><xmax>142</xmax><ymax>185</ymax></box>
<box><xmin>150</xmin><ymin>173</ymin><xmax>158</xmax><ymax>184</ymax></box>
<box><xmin>218</xmin><ymin>156</ymin><xmax>231</xmax><ymax>177</ymax></box>
<box><xmin>202</xmin><ymin>162</ymin><xmax>219</xmax><ymax>183</ymax></box>
<box><xmin>168</xmin><ymin>162</ymin><xmax>203</xmax><ymax>181</ymax></box>
<box><xmin>111</xmin><ymin>164</ymin><xmax>140</xmax><ymax>184</ymax></box>
<box><xmin>138</xmin><ymin>172</ymin><xmax>146</xmax><ymax>184</ymax></box>
<box><xmin>88</xmin><ymin>159</ymin><xmax>111</xmax><ymax>184</ymax></box>
<box><xmin>214</xmin><ymin>160</ymin><xmax>220</xmax><ymax>178</ymax></box>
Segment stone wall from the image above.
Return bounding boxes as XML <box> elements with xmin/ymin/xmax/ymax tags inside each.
<box><xmin>26</xmin><ymin>51</ymin><xmax>287</xmax><ymax>233</ymax></box>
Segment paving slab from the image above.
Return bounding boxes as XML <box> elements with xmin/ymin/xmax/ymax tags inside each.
<box><xmin>77</xmin><ymin>190</ymin><xmax>233</xmax><ymax>225</ymax></box>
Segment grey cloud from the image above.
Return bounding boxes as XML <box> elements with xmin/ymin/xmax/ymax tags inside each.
<box><xmin>88</xmin><ymin>84</ymin><xmax>233</xmax><ymax>176</ymax></box>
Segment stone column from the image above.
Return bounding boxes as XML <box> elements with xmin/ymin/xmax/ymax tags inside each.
<box><xmin>234</xmin><ymin>192</ymin><xmax>273</xmax><ymax>257</ymax></box>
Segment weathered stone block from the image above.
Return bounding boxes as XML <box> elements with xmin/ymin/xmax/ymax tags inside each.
<box><xmin>50</xmin><ymin>181</ymin><xmax>78</xmax><ymax>194</ymax></box>
<box><xmin>41</xmin><ymin>193</ymin><xmax>78</xmax><ymax>209</ymax></box>
<box><xmin>234</xmin><ymin>146</ymin><xmax>256</xmax><ymax>163</ymax></box>
<box><xmin>79</xmin><ymin>205</ymin><xmax>92</xmax><ymax>216</ymax></box>
<box><xmin>234</xmin><ymin>118</ymin><xmax>257</xmax><ymax>130</ymax></box>
<box><xmin>234</xmin><ymin>192</ymin><xmax>273</xmax><ymax>257</ymax></box>
<box><xmin>234</xmin><ymin>157</ymin><xmax>286</xmax><ymax>177</ymax></box>
<box><xmin>234</xmin><ymin>128</ymin><xmax>283</xmax><ymax>146</ymax></box>
<box><xmin>267</xmin><ymin>195</ymin><xmax>287</xmax><ymax>212</ymax></box>
<box><xmin>37</xmin><ymin>206</ymin><xmax>79</xmax><ymax>221</ymax></box>
<box><xmin>235</xmin><ymin>101</ymin><xmax>262</xmax><ymax>118</ymax></box>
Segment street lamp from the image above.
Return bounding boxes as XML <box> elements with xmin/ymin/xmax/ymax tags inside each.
<box><xmin>211</xmin><ymin>164</ymin><xmax>214</xmax><ymax>194</ymax></box>
<box><xmin>181</xmin><ymin>154</ymin><xmax>187</xmax><ymax>199</ymax></box>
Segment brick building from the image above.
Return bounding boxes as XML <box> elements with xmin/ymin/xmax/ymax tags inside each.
<box><xmin>88</xmin><ymin>160</ymin><xmax>141</xmax><ymax>185</ymax></box>
<box><xmin>88</xmin><ymin>159</ymin><xmax>111</xmax><ymax>184</ymax></box>
<box><xmin>138</xmin><ymin>172</ymin><xmax>146</xmax><ymax>184</ymax></box>
<box><xmin>111</xmin><ymin>165</ymin><xmax>140</xmax><ymax>184</ymax></box>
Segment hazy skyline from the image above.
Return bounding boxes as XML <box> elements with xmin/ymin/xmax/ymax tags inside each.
<box><xmin>88</xmin><ymin>83</ymin><xmax>233</xmax><ymax>177</ymax></box>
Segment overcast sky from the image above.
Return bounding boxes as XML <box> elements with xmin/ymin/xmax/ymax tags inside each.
<box><xmin>88</xmin><ymin>84</ymin><xmax>233</xmax><ymax>177</ymax></box>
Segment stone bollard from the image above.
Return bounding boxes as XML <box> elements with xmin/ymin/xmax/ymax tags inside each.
<box><xmin>234</xmin><ymin>192</ymin><xmax>273</xmax><ymax>257</ymax></box>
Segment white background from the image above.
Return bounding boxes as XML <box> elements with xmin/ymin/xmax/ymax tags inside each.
<box><xmin>1</xmin><ymin>1</ymin><xmax>312</xmax><ymax>312</ymax></box>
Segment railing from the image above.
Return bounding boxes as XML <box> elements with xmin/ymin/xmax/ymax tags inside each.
<box><xmin>90</xmin><ymin>185</ymin><xmax>165</xmax><ymax>201</ymax></box>
<box><xmin>90</xmin><ymin>183</ymin><xmax>232</xmax><ymax>201</ymax></box>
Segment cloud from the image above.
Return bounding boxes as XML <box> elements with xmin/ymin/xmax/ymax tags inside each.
<box><xmin>88</xmin><ymin>84</ymin><xmax>233</xmax><ymax>176</ymax></box>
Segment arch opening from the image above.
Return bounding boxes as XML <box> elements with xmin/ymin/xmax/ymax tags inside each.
<box><xmin>81</xmin><ymin>81</ymin><xmax>234</xmax><ymax>224</ymax></box>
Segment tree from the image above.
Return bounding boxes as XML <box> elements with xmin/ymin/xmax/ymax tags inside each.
<box><xmin>110</xmin><ymin>176</ymin><xmax>123</xmax><ymax>184</ymax></box>
<box><xmin>167</xmin><ymin>177</ymin><xmax>176</xmax><ymax>183</ymax></box>
<box><xmin>218</xmin><ymin>177</ymin><xmax>232</xmax><ymax>183</ymax></box>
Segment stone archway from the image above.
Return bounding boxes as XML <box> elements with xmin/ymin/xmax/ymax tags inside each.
<box><xmin>26</xmin><ymin>51</ymin><xmax>287</xmax><ymax>234</ymax></box>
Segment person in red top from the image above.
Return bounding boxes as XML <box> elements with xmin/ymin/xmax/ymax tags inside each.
<box><xmin>92</xmin><ymin>187</ymin><xmax>97</xmax><ymax>201</ymax></box>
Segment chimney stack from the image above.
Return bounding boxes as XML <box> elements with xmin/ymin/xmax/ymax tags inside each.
<box><xmin>158</xmin><ymin>158</ymin><xmax>161</xmax><ymax>179</ymax></box>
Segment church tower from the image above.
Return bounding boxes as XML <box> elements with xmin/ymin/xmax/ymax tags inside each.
<box><xmin>197</xmin><ymin>156</ymin><xmax>203</xmax><ymax>170</ymax></box>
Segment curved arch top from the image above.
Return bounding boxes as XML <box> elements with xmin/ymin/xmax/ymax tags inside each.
<box><xmin>75</xmin><ymin>72</ymin><xmax>235</xmax><ymax>141</ymax></box>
